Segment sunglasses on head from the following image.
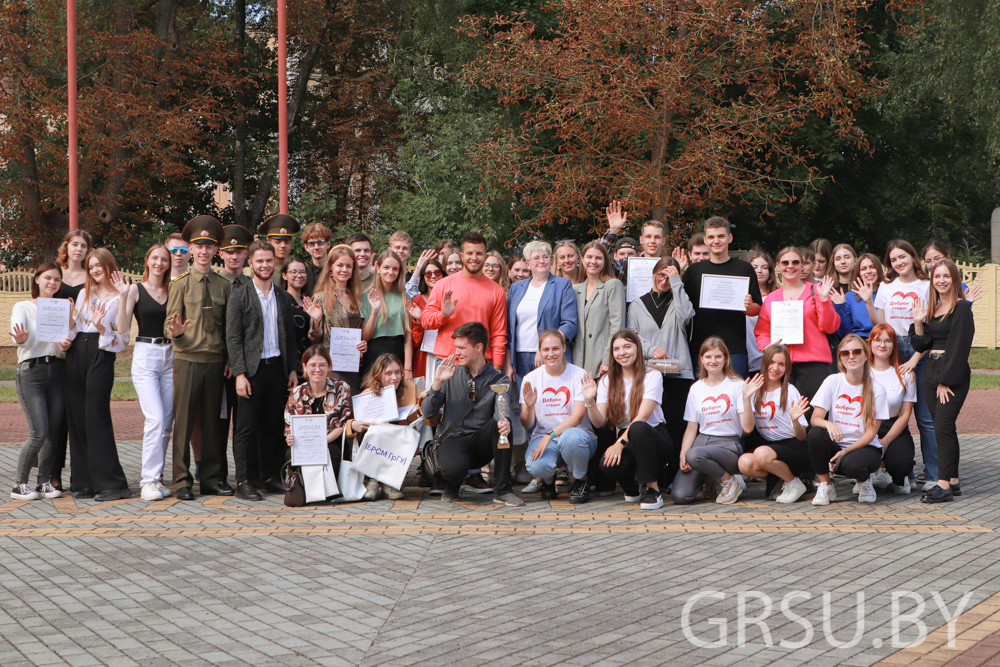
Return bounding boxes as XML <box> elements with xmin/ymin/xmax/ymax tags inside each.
<box><xmin>168</xmin><ymin>247</ymin><xmax>190</xmax><ymax>255</ymax></box>
<box><xmin>839</xmin><ymin>349</ymin><xmax>865</xmax><ymax>359</ymax></box>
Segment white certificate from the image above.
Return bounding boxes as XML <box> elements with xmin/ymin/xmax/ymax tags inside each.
<box><xmin>699</xmin><ymin>274</ymin><xmax>750</xmax><ymax>311</ymax></box>
<box><xmin>770</xmin><ymin>300</ymin><xmax>804</xmax><ymax>346</ymax></box>
<box><xmin>290</xmin><ymin>414</ymin><xmax>329</xmax><ymax>466</ymax></box>
<box><xmin>35</xmin><ymin>298</ymin><xmax>71</xmax><ymax>343</ymax></box>
<box><xmin>420</xmin><ymin>329</ymin><xmax>438</xmax><ymax>354</ymax></box>
<box><xmin>352</xmin><ymin>388</ymin><xmax>399</xmax><ymax>423</ymax></box>
<box><xmin>329</xmin><ymin>327</ymin><xmax>362</xmax><ymax>372</ymax></box>
<box><xmin>626</xmin><ymin>257</ymin><xmax>661</xmax><ymax>302</ymax></box>
<box><xmin>397</xmin><ymin>403</ymin><xmax>417</xmax><ymax>421</ymax></box>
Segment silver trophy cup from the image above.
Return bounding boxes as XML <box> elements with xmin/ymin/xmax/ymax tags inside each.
<box><xmin>490</xmin><ymin>383</ymin><xmax>510</xmax><ymax>449</ymax></box>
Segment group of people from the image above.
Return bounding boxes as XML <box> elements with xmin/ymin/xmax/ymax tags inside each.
<box><xmin>8</xmin><ymin>203</ymin><xmax>977</xmax><ymax>508</ymax></box>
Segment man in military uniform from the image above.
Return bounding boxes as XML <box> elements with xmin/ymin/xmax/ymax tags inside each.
<box><xmin>258</xmin><ymin>214</ymin><xmax>300</xmax><ymax>289</ymax></box>
<box><xmin>165</xmin><ymin>216</ymin><xmax>234</xmax><ymax>500</ymax></box>
<box><xmin>220</xmin><ymin>224</ymin><xmax>253</xmax><ymax>289</ymax></box>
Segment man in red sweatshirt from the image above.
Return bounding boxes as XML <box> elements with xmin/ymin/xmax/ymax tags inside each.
<box><xmin>421</xmin><ymin>232</ymin><xmax>507</xmax><ymax>371</ymax></box>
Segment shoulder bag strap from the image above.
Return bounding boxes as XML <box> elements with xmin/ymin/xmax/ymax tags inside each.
<box><xmin>435</xmin><ymin>391</ymin><xmax>488</xmax><ymax>442</ymax></box>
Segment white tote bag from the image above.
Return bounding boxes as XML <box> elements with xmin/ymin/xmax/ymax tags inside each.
<box><xmin>352</xmin><ymin>423</ymin><xmax>420</xmax><ymax>491</ymax></box>
<box><xmin>301</xmin><ymin>448</ymin><xmax>340</xmax><ymax>504</ymax></box>
<box><xmin>336</xmin><ymin>435</ymin><xmax>366</xmax><ymax>502</ymax></box>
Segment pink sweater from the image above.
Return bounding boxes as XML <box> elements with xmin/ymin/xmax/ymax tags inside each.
<box><xmin>754</xmin><ymin>287</ymin><xmax>841</xmax><ymax>363</ymax></box>
<box><xmin>420</xmin><ymin>272</ymin><xmax>508</xmax><ymax>363</ymax></box>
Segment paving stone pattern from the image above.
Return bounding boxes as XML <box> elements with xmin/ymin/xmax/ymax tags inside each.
<box><xmin>0</xmin><ymin>436</ymin><xmax>999</xmax><ymax>666</ymax></box>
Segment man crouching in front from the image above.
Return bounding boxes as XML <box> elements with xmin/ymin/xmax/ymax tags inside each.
<box><xmin>421</xmin><ymin>322</ymin><xmax>524</xmax><ymax>506</ymax></box>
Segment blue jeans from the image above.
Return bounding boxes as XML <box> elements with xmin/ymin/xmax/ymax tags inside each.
<box><xmin>525</xmin><ymin>428</ymin><xmax>598</xmax><ymax>481</ymax></box>
<box><xmin>730</xmin><ymin>354</ymin><xmax>749</xmax><ymax>379</ymax></box>
<box><xmin>898</xmin><ymin>335</ymin><xmax>938</xmax><ymax>480</ymax></box>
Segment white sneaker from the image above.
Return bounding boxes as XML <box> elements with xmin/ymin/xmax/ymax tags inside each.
<box><xmin>141</xmin><ymin>483</ymin><xmax>164</xmax><ymax>501</ymax></box>
<box><xmin>896</xmin><ymin>477</ymin><xmax>911</xmax><ymax>494</ymax></box>
<box><xmin>812</xmin><ymin>482</ymin><xmax>836</xmax><ymax>506</ymax></box>
<box><xmin>716</xmin><ymin>478</ymin><xmax>743</xmax><ymax>505</ymax></box>
<box><xmin>155</xmin><ymin>482</ymin><xmax>172</xmax><ymax>498</ymax></box>
<box><xmin>852</xmin><ymin>481</ymin><xmax>861</xmax><ymax>495</ymax></box>
<box><xmin>11</xmin><ymin>484</ymin><xmax>40</xmax><ymax>500</ymax></box>
<box><xmin>521</xmin><ymin>479</ymin><xmax>543</xmax><ymax>494</ymax></box>
<box><xmin>734</xmin><ymin>474</ymin><xmax>747</xmax><ymax>491</ymax></box>
<box><xmin>921</xmin><ymin>481</ymin><xmax>937</xmax><ymax>492</ymax></box>
<box><xmin>858</xmin><ymin>478</ymin><xmax>877</xmax><ymax>503</ymax></box>
<box><xmin>624</xmin><ymin>491</ymin><xmax>642</xmax><ymax>503</ymax></box>
<box><xmin>775</xmin><ymin>478</ymin><xmax>807</xmax><ymax>504</ymax></box>
<box><xmin>38</xmin><ymin>482</ymin><xmax>62</xmax><ymax>498</ymax></box>
<box><xmin>871</xmin><ymin>468</ymin><xmax>891</xmax><ymax>489</ymax></box>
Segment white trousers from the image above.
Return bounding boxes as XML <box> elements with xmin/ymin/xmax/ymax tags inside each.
<box><xmin>132</xmin><ymin>342</ymin><xmax>175</xmax><ymax>485</ymax></box>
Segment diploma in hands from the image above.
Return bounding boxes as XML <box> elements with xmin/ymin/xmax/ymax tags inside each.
<box><xmin>352</xmin><ymin>388</ymin><xmax>399</xmax><ymax>424</ymax></box>
<box><xmin>329</xmin><ymin>328</ymin><xmax>362</xmax><ymax>372</ymax></box>
<box><xmin>626</xmin><ymin>257</ymin><xmax>660</xmax><ymax>303</ymax></box>
<box><xmin>699</xmin><ymin>275</ymin><xmax>750</xmax><ymax>311</ymax></box>
<box><xmin>290</xmin><ymin>414</ymin><xmax>329</xmax><ymax>466</ymax></box>
<box><xmin>35</xmin><ymin>298</ymin><xmax>71</xmax><ymax>343</ymax></box>
<box><xmin>770</xmin><ymin>300</ymin><xmax>804</xmax><ymax>346</ymax></box>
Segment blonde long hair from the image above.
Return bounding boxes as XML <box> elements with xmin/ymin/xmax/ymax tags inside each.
<box><xmin>141</xmin><ymin>244</ymin><xmax>170</xmax><ymax>289</ymax></box>
<box><xmin>552</xmin><ymin>241</ymin><xmax>583</xmax><ymax>284</ymax></box>
<box><xmin>925</xmin><ymin>260</ymin><xmax>964</xmax><ymax>321</ymax></box>
<box><xmin>370</xmin><ymin>250</ymin><xmax>409</xmax><ymax>328</ymax></box>
<box><xmin>84</xmin><ymin>248</ymin><xmax>118</xmax><ymax>297</ymax></box>
<box><xmin>314</xmin><ymin>245</ymin><xmax>360</xmax><ymax>312</ymax></box>
<box><xmin>838</xmin><ymin>334</ymin><xmax>877</xmax><ymax>430</ymax></box>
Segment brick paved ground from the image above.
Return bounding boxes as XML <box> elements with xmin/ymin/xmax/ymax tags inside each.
<box><xmin>1</xmin><ymin>426</ymin><xmax>999</xmax><ymax>664</ymax></box>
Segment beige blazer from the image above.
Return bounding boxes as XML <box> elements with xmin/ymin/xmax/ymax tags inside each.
<box><xmin>572</xmin><ymin>278</ymin><xmax>626</xmax><ymax>376</ymax></box>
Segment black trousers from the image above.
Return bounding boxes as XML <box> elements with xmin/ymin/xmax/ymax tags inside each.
<box><xmin>438</xmin><ymin>421</ymin><xmax>512</xmax><ymax>495</ymax></box>
<box><xmin>662</xmin><ymin>377</ymin><xmax>693</xmax><ymax>475</ymax></box>
<box><xmin>599</xmin><ymin>421</ymin><xmax>674</xmax><ymax>495</ymax></box>
<box><xmin>807</xmin><ymin>427</ymin><xmax>882</xmax><ymax>482</ymax></box>
<box><xmin>791</xmin><ymin>361</ymin><xmax>832</xmax><ymax>422</ymax></box>
<box><xmin>924</xmin><ymin>356</ymin><xmax>969</xmax><ymax>481</ymax></box>
<box><xmin>878</xmin><ymin>421</ymin><xmax>915</xmax><ymax>485</ymax></box>
<box><xmin>233</xmin><ymin>360</ymin><xmax>287</xmax><ymax>483</ymax></box>
<box><xmin>588</xmin><ymin>425</ymin><xmax>619</xmax><ymax>493</ymax></box>
<box><xmin>65</xmin><ymin>333</ymin><xmax>127</xmax><ymax>492</ymax></box>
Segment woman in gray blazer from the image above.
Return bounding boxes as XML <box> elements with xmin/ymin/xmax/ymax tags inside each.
<box><xmin>572</xmin><ymin>242</ymin><xmax>626</xmax><ymax>377</ymax></box>
<box><xmin>626</xmin><ymin>256</ymin><xmax>695</xmax><ymax>455</ymax></box>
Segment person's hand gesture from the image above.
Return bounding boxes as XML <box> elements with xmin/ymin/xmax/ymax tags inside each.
<box><xmin>852</xmin><ymin>276</ymin><xmax>873</xmax><ymax>303</ymax></box>
<box><xmin>367</xmin><ymin>287</ymin><xmax>381</xmax><ymax>313</ymax></box>
<box><xmin>936</xmin><ymin>383</ymin><xmax>954</xmax><ymax>405</ymax></box>
<box><xmin>58</xmin><ymin>338</ymin><xmax>72</xmax><ymax>352</ymax></box>
<box><xmin>605</xmin><ymin>199</ymin><xmax>628</xmax><ymax>234</ymax></box>
<box><xmin>789</xmin><ymin>396</ymin><xmax>810</xmax><ymax>421</ymax></box>
<box><xmin>665</xmin><ymin>265</ymin><xmax>680</xmax><ymax>279</ymax></box>
<box><xmin>302</xmin><ymin>296</ymin><xmax>323</xmax><ymax>323</ymax></box>
<box><xmin>10</xmin><ymin>323</ymin><xmax>28</xmax><ymax>345</ymax></box>
<box><xmin>168</xmin><ymin>313</ymin><xmax>190</xmax><ymax>338</ymax></box>
<box><xmin>965</xmin><ymin>284</ymin><xmax>983</xmax><ymax>304</ymax></box>
<box><xmin>498</xmin><ymin>418</ymin><xmax>511</xmax><ymax>437</ymax></box>
<box><xmin>441</xmin><ymin>289</ymin><xmax>457</xmax><ymax>318</ymax></box>
<box><xmin>415</xmin><ymin>248</ymin><xmax>436</xmax><ymax>272</ymax></box>
<box><xmin>110</xmin><ymin>271</ymin><xmax>131</xmax><ymax>298</ymax></box>
<box><xmin>434</xmin><ymin>354</ymin><xmax>457</xmax><ymax>383</ymax></box>
<box><xmin>825</xmin><ymin>421</ymin><xmax>843</xmax><ymax>443</ymax></box>
<box><xmin>742</xmin><ymin>373</ymin><xmax>764</xmax><ymax>400</ymax></box>
<box><xmin>671</xmin><ymin>246</ymin><xmax>689</xmax><ymax>273</ymax></box>
<box><xmin>581</xmin><ymin>371</ymin><xmax>598</xmax><ymax>403</ymax></box>
<box><xmin>598</xmin><ymin>364</ymin><xmax>609</xmax><ymax>376</ymax></box>
<box><xmin>406</xmin><ymin>298</ymin><xmax>422</xmax><ymax>320</ymax></box>
<box><xmin>522</xmin><ymin>381</ymin><xmax>537</xmax><ymax>407</ymax></box>
<box><xmin>816</xmin><ymin>275</ymin><xmax>835</xmax><ymax>301</ymax></box>
<box><xmin>356</xmin><ymin>340</ymin><xmax>367</xmax><ymax>354</ymax></box>
<box><xmin>831</xmin><ymin>287</ymin><xmax>846</xmax><ymax>305</ymax></box>
<box><xmin>911</xmin><ymin>296</ymin><xmax>926</xmax><ymax>323</ymax></box>
<box><xmin>90</xmin><ymin>300</ymin><xmax>108</xmax><ymax>335</ymax></box>
<box><xmin>652</xmin><ymin>348</ymin><xmax>667</xmax><ymax>359</ymax></box>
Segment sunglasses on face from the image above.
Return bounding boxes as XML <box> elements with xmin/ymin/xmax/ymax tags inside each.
<box><xmin>779</xmin><ymin>260</ymin><xmax>801</xmax><ymax>267</ymax></box>
<box><xmin>168</xmin><ymin>247</ymin><xmax>190</xmax><ymax>255</ymax></box>
<box><xmin>839</xmin><ymin>349</ymin><xmax>865</xmax><ymax>359</ymax></box>
<box><xmin>305</xmin><ymin>240</ymin><xmax>328</xmax><ymax>247</ymax></box>
<box><xmin>424</xmin><ymin>269</ymin><xmax>442</xmax><ymax>278</ymax></box>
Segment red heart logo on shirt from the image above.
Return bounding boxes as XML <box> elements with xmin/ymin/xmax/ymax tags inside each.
<box><xmin>761</xmin><ymin>401</ymin><xmax>776</xmax><ymax>421</ymax></box>
<box><xmin>542</xmin><ymin>386</ymin><xmax>571</xmax><ymax>408</ymax></box>
<box><xmin>702</xmin><ymin>394</ymin><xmax>731</xmax><ymax>414</ymax></box>
<box><xmin>892</xmin><ymin>291</ymin><xmax>920</xmax><ymax>302</ymax></box>
<box><xmin>835</xmin><ymin>393</ymin><xmax>863</xmax><ymax>416</ymax></box>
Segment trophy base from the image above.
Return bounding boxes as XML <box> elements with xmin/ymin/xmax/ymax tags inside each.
<box><xmin>497</xmin><ymin>435</ymin><xmax>510</xmax><ymax>450</ymax></box>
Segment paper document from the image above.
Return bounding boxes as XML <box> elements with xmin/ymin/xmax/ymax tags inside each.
<box><xmin>35</xmin><ymin>298</ymin><xmax>71</xmax><ymax>343</ymax></box>
<box><xmin>329</xmin><ymin>327</ymin><xmax>362</xmax><ymax>372</ymax></box>
<box><xmin>626</xmin><ymin>257</ymin><xmax>660</xmax><ymax>303</ymax></box>
<box><xmin>352</xmin><ymin>388</ymin><xmax>400</xmax><ymax>424</ymax></box>
<box><xmin>290</xmin><ymin>414</ymin><xmax>329</xmax><ymax>466</ymax></box>
<box><xmin>770</xmin><ymin>300</ymin><xmax>804</xmax><ymax>346</ymax></box>
<box><xmin>420</xmin><ymin>329</ymin><xmax>438</xmax><ymax>354</ymax></box>
<box><xmin>699</xmin><ymin>275</ymin><xmax>750</xmax><ymax>311</ymax></box>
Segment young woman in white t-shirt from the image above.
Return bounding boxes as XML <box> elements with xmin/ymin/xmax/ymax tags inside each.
<box><xmin>736</xmin><ymin>344</ymin><xmax>811</xmax><ymax>504</ymax></box>
<box><xmin>520</xmin><ymin>330</ymin><xmax>596</xmax><ymax>504</ymax></box>
<box><xmin>673</xmin><ymin>337</ymin><xmax>747</xmax><ymax>506</ymax></box>
<box><xmin>871</xmin><ymin>239</ymin><xmax>937</xmax><ymax>485</ymax></box>
<box><xmin>582</xmin><ymin>329</ymin><xmax>673</xmax><ymax>510</ymax></box>
<box><xmin>808</xmin><ymin>334</ymin><xmax>889</xmax><ymax>505</ymax></box>
<box><xmin>868</xmin><ymin>324</ymin><xmax>916</xmax><ymax>494</ymax></box>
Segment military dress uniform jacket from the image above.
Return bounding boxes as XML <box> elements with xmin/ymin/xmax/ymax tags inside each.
<box><xmin>164</xmin><ymin>269</ymin><xmax>232</xmax><ymax>364</ymax></box>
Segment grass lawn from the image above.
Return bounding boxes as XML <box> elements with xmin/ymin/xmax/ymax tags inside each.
<box><xmin>0</xmin><ymin>380</ymin><xmax>138</xmax><ymax>403</ymax></box>
<box><xmin>0</xmin><ymin>346</ymin><xmax>133</xmax><ymax>381</ymax></box>
<box><xmin>972</xmin><ymin>374</ymin><xmax>1000</xmax><ymax>391</ymax></box>
<box><xmin>970</xmin><ymin>348</ymin><xmax>1000</xmax><ymax>370</ymax></box>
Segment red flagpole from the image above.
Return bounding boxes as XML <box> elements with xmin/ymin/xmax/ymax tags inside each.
<box><xmin>67</xmin><ymin>0</ymin><xmax>78</xmax><ymax>230</ymax></box>
<box><xmin>276</xmin><ymin>0</ymin><xmax>288</xmax><ymax>214</ymax></box>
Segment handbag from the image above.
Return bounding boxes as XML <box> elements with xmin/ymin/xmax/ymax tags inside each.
<box><xmin>336</xmin><ymin>433</ymin><xmax>366</xmax><ymax>502</ymax></box>
<box><xmin>421</xmin><ymin>393</ymin><xmax>486</xmax><ymax>482</ymax></box>
<box><xmin>353</xmin><ymin>423</ymin><xmax>421</xmax><ymax>490</ymax></box>
<box><xmin>281</xmin><ymin>462</ymin><xmax>306</xmax><ymax>508</ymax></box>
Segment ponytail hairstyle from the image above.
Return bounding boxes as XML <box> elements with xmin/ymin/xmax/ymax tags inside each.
<box><xmin>868</xmin><ymin>324</ymin><xmax>905</xmax><ymax>388</ymax></box>
<box><xmin>697</xmin><ymin>336</ymin><xmax>740</xmax><ymax>381</ymax></box>
<box><xmin>883</xmin><ymin>239</ymin><xmax>927</xmax><ymax>282</ymax></box>
<box><xmin>755</xmin><ymin>343</ymin><xmax>792</xmax><ymax>412</ymax></box>
<box><xmin>837</xmin><ymin>334</ymin><xmax>876</xmax><ymax>430</ymax></box>
<box><xmin>370</xmin><ymin>249</ymin><xmax>408</xmax><ymax>327</ymax></box>
<box><xmin>926</xmin><ymin>259</ymin><xmax>964</xmax><ymax>321</ymax></box>
<box><xmin>605</xmin><ymin>329</ymin><xmax>648</xmax><ymax>427</ymax></box>
<box><xmin>538</xmin><ymin>328</ymin><xmax>567</xmax><ymax>349</ymax></box>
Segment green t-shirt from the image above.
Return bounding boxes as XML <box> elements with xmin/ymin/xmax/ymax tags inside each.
<box><xmin>360</xmin><ymin>290</ymin><xmax>406</xmax><ymax>338</ymax></box>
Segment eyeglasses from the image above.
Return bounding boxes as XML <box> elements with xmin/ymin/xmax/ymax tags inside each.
<box><xmin>285</xmin><ymin>270</ymin><xmax>307</xmax><ymax>277</ymax></box>
<box><xmin>839</xmin><ymin>349</ymin><xmax>865</xmax><ymax>359</ymax></box>
<box><xmin>424</xmin><ymin>269</ymin><xmax>442</xmax><ymax>278</ymax></box>
<box><xmin>305</xmin><ymin>240</ymin><xmax>329</xmax><ymax>247</ymax></box>
<box><xmin>168</xmin><ymin>247</ymin><xmax>190</xmax><ymax>255</ymax></box>
<box><xmin>871</xmin><ymin>338</ymin><xmax>893</xmax><ymax>347</ymax></box>
<box><xmin>529</xmin><ymin>254</ymin><xmax>550</xmax><ymax>262</ymax></box>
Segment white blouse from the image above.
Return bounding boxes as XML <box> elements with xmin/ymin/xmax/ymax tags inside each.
<box><xmin>74</xmin><ymin>288</ymin><xmax>127</xmax><ymax>353</ymax></box>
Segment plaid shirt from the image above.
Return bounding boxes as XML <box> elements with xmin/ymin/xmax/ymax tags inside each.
<box><xmin>284</xmin><ymin>378</ymin><xmax>352</xmax><ymax>438</ymax></box>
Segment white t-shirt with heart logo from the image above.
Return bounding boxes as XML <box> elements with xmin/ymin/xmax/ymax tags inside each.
<box><xmin>812</xmin><ymin>373</ymin><xmax>889</xmax><ymax>448</ymax></box>
<box><xmin>736</xmin><ymin>384</ymin><xmax>808</xmax><ymax>441</ymax></box>
<box><xmin>870</xmin><ymin>367</ymin><xmax>916</xmax><ymax>419</ymax></box>
<box><xmin>520</xmin><ymin>363</ymin><xmax>592</xmax><ymax>440</ymax></box>
<box><xmin>873</xmin><ymin>278</ymin><xmax>931</xmax><ymax>338</ymax></box>
<box><xmin>684</xmin><ymin>376</ymin><xmax>745</xmax><ymax>437</ymax></box>
<box><xmin>596</xmin><ymin>369</ymin><xmax>665</xmax><ymax>429</ymax></box>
